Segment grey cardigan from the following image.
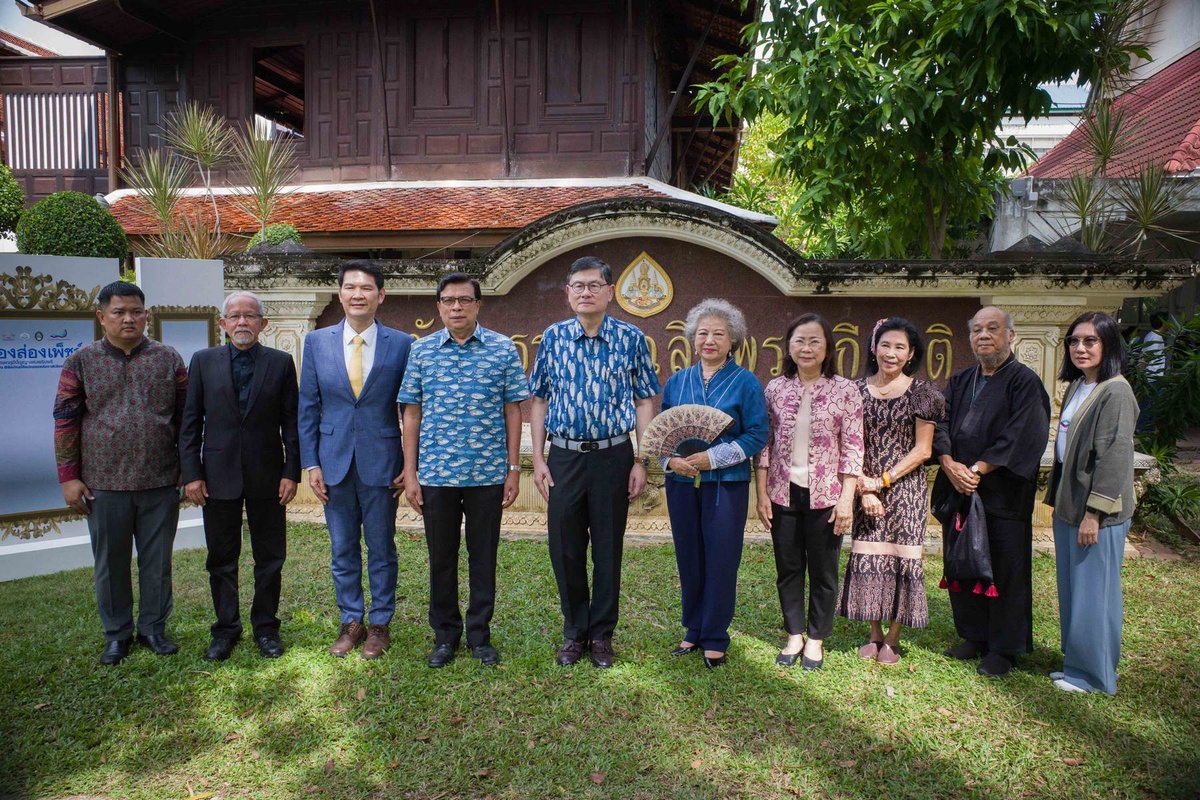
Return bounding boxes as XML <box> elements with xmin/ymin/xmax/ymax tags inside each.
<box><xmin>1044</xmin><ymin>375</ymin><xmax>1139</xmax><ymax>526</ymax></box>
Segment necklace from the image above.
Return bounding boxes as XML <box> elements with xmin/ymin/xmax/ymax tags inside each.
<box><xmin>873</xmin><ymin>373</ymin><xmax>909</xmax><ymax>396</ymax></box>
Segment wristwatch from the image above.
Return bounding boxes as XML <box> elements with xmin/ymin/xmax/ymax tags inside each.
<box><xmin>507</xmin><ymin>464</ymin><xmax>521</xmax><ymax>473</ymax></box>
<box><xmin>969</xmin><ymin>464</ymin><xmax>981</xmax><ymax>475</ymax></box>
<box><xmin>637</xmin><ymin>455</ymin><xmax>651</xmax><ymax>468</ymax></box>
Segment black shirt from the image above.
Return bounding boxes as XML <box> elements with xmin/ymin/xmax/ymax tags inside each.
<box><xmin>229</xmin><ymin>342</ymin><xmax>259</xmax><ymax>417</ymax></box>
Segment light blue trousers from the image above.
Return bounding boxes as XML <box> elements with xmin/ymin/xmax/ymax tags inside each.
<box><xmin>1053</xmin><ymin>517</ymin><xmax>1128</xmax><ymax>695</ymax></box>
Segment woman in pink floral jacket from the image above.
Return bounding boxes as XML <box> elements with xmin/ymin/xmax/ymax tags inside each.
<box><xmin>755</xmin><ymin>313</ymin><xmax>864</xmax><ymax>670</ymax></box>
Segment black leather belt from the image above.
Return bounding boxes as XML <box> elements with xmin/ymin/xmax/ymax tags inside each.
<box><xmin>549</xmin><ymin>433</ymin><xmax>630</xmax><ymax>452</ymax></box>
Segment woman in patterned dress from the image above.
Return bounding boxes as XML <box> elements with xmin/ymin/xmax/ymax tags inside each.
<box><xmin>838</xmin><ymin>317</ymin><xmax>944</xmax><ymax>666</ymax></box>
<box><xmin>757</xmin><ymin>313</ymin><xmax>863</xmax><ymax>670</ymax></box>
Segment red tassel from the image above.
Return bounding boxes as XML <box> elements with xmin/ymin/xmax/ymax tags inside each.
<box><xmin>955</xmin><ymin>513</ymin><xmax>965</xmax><ymax>532</ymax></box>
<box><xmin>949</xmin><ymin>580</ymin><xmax>961</xmax><ymax>592</ymax></box>
<box><xmin>938</xmin><ymin>577</ymin><xmax>948</xmax><ymax>589</ymax></box>
<box><xmin>985</xmin><ymin>584</ymin><xmax>1000</xmax><ymax>598</ymax></box>
<box><xmin>972</xmin><ymin>581</ymin><xmax>983</xmax><ymax>594</ymax></box>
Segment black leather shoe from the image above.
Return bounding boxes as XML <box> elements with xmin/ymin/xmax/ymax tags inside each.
<box><xmin>977</xmin><ymin>652</ymin><xmax>1014</xmax><ymax>678</ymax></box>
<box><xmin>944</xmin><ymin>640</ymin><xmax>986</xmax><ymax>660</ymax></box>
<box><xmin>99</xmin><ymin>638</ymin><xmax>131</xmax><ymax>665</ymax></box>
<box><xmin>472</xmin><ymin>644</ymin><xmax>500</xmax><ymax>666</ymax></box>
<box><xmin>671</xmin><ymin>643</ymin><xmax>700</xmax><ymax>657</ymax></box>
<box><xmin>776</xmin><ymin>651</ymin><xmax>800</xmax><ymax>667</ymax></box>
<box><xmin>256</xmin><ymin>635</ymin><xmax>285</xmax><ymax>659</ymax></box>
<box><xmin>556</xmin><ymin>639</ymin><xmax>587</xmax><ymax>666</ymax></box>
<box><xmin>136</xmin><ymin>633</ymin><xmax>179</xmax><ymax>656</ymax></box>
<box><xmin>204</xmin><ymin>637</ymin><xmax>238</xmax><ymax>662</ymax></box>
<box><xmin>801</xmin><ymin>653</ymin><xmax>824</xmax><ymax>671</ymax></box>
<box><xmin>427</xmin><ymin>642</ymin><xmax>457</xmax><ymax>668</ymax></box>
<box><xmin>704</xmin><ymin>654</ymin><xmax>728</xmax><ymax>669</ymax></box>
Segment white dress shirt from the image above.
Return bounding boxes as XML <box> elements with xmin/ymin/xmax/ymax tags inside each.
<box><xmin>343</xmin><ymin>321</ymin><xmax>378</xmax><ymax>384</ymax></box>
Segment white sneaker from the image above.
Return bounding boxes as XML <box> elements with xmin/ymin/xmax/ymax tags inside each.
<box><xmin>1053</xmin><ymin>678</ymin><xmax>1089</xmax><ymax>693</ymax></box>
<box><xmin>1049</xmin><ymin>671</ymin><xmax>1065</xmax><ymax>681</ymax></box>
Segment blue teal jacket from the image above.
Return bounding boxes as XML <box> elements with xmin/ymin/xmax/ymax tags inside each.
<box><xmin>659</xmin><ymin>359</ymin><xmax>768</xmax><ymax>484</ymax></box>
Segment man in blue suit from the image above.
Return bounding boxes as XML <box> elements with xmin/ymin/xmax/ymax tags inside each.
<box><xmin>299</xmin><ymin>260</ymin><xmax>413</xmax><ymax>659</ymax></box>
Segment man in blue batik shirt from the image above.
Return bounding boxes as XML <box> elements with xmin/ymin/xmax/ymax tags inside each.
<box><xmin>400</xmin><ymin>272</ymin><xmax>529</xmax><ymax>669</ymax></box>
<box><xmin>529</xmin><ymin>256</ymin><xmax>661</xmax><ymax>668</ymax></box>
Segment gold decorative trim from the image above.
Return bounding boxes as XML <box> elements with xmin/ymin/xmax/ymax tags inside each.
<box><xmin>0</xmin><ymin>509</ymin><xmax>77</xmax><ymax>541</ymax></box>
<box><xmin>0</xmin><ymin>267</ymin><xmax>100</xmax><ymax>312</ymax></box>
<box><xmin>149</xmin><ymin>305</ymin><xmax>221</xmax><ymax>347</ymax></box>
<box><xmin>616</xmin><ymin>252</ymin><xmax>674</xmax><ymax>318</ymax></box>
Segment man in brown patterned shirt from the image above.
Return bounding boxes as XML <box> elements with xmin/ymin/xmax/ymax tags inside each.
<box><xmin>53</xmin><ymin>281</ymin><xmax>189</xmax><ymax>666</ymax></box>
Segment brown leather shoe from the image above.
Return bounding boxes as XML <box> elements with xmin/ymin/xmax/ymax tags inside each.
<box><xmin>361</xmin><ymin>624</ymin><xmax>390</xmax><ymax>660</ymax></box>
<box><xmin>590</xmin><ymin>638</ymin><xmax>615</xmax><ymax>668</ymax></box>
<box><xmin>330</xmin><ymin>621</ymin><xmax>367</xmax><ymax>657</ymax></box>
<box><xmin>556</xmin><ymin>639</ymin><xmax>587</xmax><ymax>666</ymax></box>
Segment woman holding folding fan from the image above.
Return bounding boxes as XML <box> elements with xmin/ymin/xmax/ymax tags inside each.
<box><xmin>658</xmin><ymin>299</ymin><xmax>768</xmax><ymax>669</ymax></box>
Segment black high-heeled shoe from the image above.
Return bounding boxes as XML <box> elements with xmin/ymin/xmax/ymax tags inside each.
<box><xmin>671</xmin><ymin>643</ymin><xmax>700</xmax><ymax>657</ymax></box>
<box><xmin>704</xmin><ymin>653</ymin><xmax>727</xmax><ymax>669</ymax></box>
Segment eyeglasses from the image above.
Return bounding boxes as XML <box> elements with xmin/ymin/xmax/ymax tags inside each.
<box><xmin>1066</xmin><ymin>336</ymin><xmax>1101</xmax><ymax>349</ymax></box>
<box><xmin>437</xmin><ymin>296</ymin><xmax>478</xmax><ymax>308</ymax></box>
<box><xmin>789</xmin><ymin>338</ymin><xmax>825</xmax><ymax>350</ymax></box>
<box><xmin>567</xmin><ymin>282</ymin><xmax>610</xmax><ymax>294</ymax></box>
<box><xmin>224</xmin><ymin>313</ymin><xmax>263</xmax><ymax>322</ymax></box>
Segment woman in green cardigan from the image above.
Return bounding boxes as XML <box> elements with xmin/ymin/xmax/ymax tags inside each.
<box><xmin>1045</xmin><ymin>310</ymin><xmax>1139</xmax><ymax>695</ymax></box>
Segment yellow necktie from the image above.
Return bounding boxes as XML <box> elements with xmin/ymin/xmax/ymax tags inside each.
<box><xmin>348</xmin><ymin>335</ymin><xmax>364</xmax><ymax>398</ymax></box>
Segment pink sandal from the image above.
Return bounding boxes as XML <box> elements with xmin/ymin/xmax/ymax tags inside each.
<box><xmin>876</xmin><ymin>643</ymin><xmax>901</xmax><ymax>666</ymax></box>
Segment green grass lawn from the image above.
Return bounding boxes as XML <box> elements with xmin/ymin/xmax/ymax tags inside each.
<box><xmin>1</xmin><ymin>523</ymin><xmax>1198</xmax><ymax>799</ymax></box>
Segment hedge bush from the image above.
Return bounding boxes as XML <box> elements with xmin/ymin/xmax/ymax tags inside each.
<box><xmin>247</xmin><ymin>222</ymin><xmax>301</xmax><ymax>251</ymax></box>
<box><xmin>16</xmin><ymin>191</ymin><xmax>127</xmax><ymax>259</ymax></box>
<box><xmin>0</xmin><ymin>164</ymin><xmax>24</xmax><ymax>237</ymax></box>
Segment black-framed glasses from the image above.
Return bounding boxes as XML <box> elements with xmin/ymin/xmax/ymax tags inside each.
<box><xmin>438</xmin><ymin>296</ymin><xmax>478</xmax><ymax>308</ymax></box>
<box><xmin>567</xmin><ymin>281</ymin><xmax>610</xmax><ymax>294</ymax></box>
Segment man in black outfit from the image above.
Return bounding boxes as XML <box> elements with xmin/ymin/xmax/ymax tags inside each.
<box><xmin>180</xmin><ymin>290</ymin><xmax>301</xmax><ymax>661</ymax></box>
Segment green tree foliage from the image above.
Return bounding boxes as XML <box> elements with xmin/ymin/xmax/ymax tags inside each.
<box><xmin>698</xmin><ymin>0</ymin><xmax>1141</xmax><ymax>258</ymax></box>
<box><xmin>0</xmin><ymin>163</ymin><xmax>24</xmax><ymax>237</ymax></box>
<box><xmin>16</xmin><ymin>191</ymin><xmax>127</xmax><ymax>259</ymax></box>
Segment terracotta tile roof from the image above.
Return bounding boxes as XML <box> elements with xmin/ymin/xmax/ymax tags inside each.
<box><xmin>109</xmin><ymin>181</ymin><xmax>675</xmax><ymax>236</ymax></box>
<box><xmin>0</xmin><ymin>30</ymin><xmax>57</xmax><ymax>57</ymax></box>
<box><xmin>1029</xmin><ymin>46</ymin><xmax>1200</xmax><ymax>179</ymax></box>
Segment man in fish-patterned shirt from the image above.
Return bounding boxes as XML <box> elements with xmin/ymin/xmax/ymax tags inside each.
<box><xmin>399</xmin><ymin>272</ymin><xmax>529</xmax><ymax>669</ymax></box>
<box><xmin>529</xmin><ymin>256</ymin><xmax>660</xmax><ymax>668</ymax></box>
<box><xmin>53</xmin><ymin>281</ymin><xmax>189</xmax><ymax>666</ymax></box>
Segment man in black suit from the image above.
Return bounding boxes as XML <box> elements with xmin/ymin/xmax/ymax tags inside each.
<box><xmin>180</xmin><ymin>290</ymin><xmax>301</xmax><ymax>661</ymax></box>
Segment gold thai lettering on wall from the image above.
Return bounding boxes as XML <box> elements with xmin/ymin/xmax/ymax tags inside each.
<box><xmin>925</xmin><ymin>323</ymin><xmax>954</xmax><ymax>380</ymax></box>
<box><xmin>834</xmin><ymin>323</ymin><xmax>860</xmax><ymax>378</ymax></box>
<box><xmin>665</xmin><ymin>319</ymin><xmax>691</xmax><ymax>373</ymax></box>
<box><xmin>616</xmin><ymin>252</ymin><xmax>673</xmax><ymax>318</ymax></box>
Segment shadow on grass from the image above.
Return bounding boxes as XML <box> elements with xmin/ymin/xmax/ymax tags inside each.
<box><xmin>0</xmin><ymin>526</ymin><xmax>1197</xmax><ymax>798</ymax></box>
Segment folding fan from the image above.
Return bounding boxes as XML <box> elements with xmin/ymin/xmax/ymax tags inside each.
<box><xmin>641</xmin><ymin>404</ymin><xmax>735</xmax><ymax>458</ymax></box>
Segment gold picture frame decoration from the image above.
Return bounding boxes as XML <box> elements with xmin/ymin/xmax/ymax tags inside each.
<box><xmin>148</xmin><ymin>305</ymin><xmax>221</xmax><ymax>347</ymax></box>
<box><xmin>615</xmin><ymin>252</ymin><xmax>674</xmax><ymax>319</ymax></box>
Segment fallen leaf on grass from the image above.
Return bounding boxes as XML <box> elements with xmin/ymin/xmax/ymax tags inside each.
<box><xmin>590</xmin><ymin>772</ymin><xmax>605</xmax><ymax>784</ymax></box>
<box><xmin>691</xmin><ymin>760</ymin><xmax>703</xmax><ymax>770</ymax></box>
<box><xmin>837</xmin><ymin>760</ymin><xmax>857</xmax><ymax>768</ymax></box>
<box><xmin>1030</xmin><ymin>720</ymin><xmax>1050</xmax><ymax>727</ymax></box>
<box><xmin>324</xmin><ymin>759</ymin><xmax>335</xmax><ymax>774</ymax></box>
<box><xmin>908</xmin><ymin>664</ymin><xmax>916</xmax><ymax>672</ymax></box>
<box><xmin>356</xmin><ymin>687</ymin><xmax>366</xmax><ymax>701</ymax></box>
<box><xmin>415</xmin><ymin>735</ymin><xmax>432</xmax><ymax>743</ymax></box>
<box><xmin>527</xmin><ymin>740</ymin><xmax>535</xmax><ymax>749</ymax></box>
<box><xmin>184</xmin><ymin>794</ymin><xmax>215</xmax><ymax>800</ymax></box>
<box><xmin>33</xmin><ymin>702</ymin><xmax>50</xmax><ymax>710</ymax></box>
<box><xmin>224</xmin><ymin>733</ymin><xmax>242</xmax><ymax>742</ymax></box>
<box><xmin>767</xmin><ymin>708</ymin><xmax>775</xmax><ymax>717</ymax></box>
<box><xmin>99</xmin><ymin>754</ymin><xmax>106</xmax><ymax>764</ymax></box>
<box><xmin>704</xmin><ymin>709</ymin><xmax>714</xmax><ymax>720</ymax></box>
<box><xmin>1059</xmin><ymin>758</ymin><xmax>1086</xmax><ymax>766</ymax></box>
<box><xmin>475</xmin><ymin>768</ymin><xmax>490</xmax><ymax>778</ymax></box>
<box><xmin>449</xmin><ymin>715</ymin><xmax>465</xmax><ymax>725</ymax></box>
<box><xmin>885</xmin><ymin>686</ymin><xmax>895</xmax><ymax>698</ymax></box>
<box><xmin>388</xmin><ymin>761</ymin><xmax>400</xmax><ymax>769</ymax></box>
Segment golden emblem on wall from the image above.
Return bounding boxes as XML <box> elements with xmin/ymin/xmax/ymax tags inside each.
<box><xmin>615</xmin><ymin>252</ymin><xmax>673</xmax><ymax>318</ymax></box>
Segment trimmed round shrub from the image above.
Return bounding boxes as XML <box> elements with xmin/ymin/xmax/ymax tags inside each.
<box><xmin>0</xmin><ymin>163</ymin><xmax>24</xmax><ymax>237</ymax></box>
<box><xmin>16</xmin><ymin>191</ymin><xmax>127</xmax><ymax>258</ymax></box>
<box><xmin>247</xmin><ymin>222</ymin><xmax>302</xmax><ymax>251</ymax></box>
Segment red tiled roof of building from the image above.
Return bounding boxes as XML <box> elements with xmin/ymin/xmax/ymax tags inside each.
<box><xmin>0</xmin><ymin>30</ymin><xmax>57</xmax><ymax>57</ymax></box>
<box><xmin>1029</xmin><ymin>46</ymin><xmax>1200</xmax><ymax>179</ymax></box>
<box><xmin>109</xmin><ymin>182</ymin><xmax>677</xmax><ymax>236</ymax></box>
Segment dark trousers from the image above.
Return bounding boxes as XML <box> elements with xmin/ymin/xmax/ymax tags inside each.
<box><xmin>422</xmin><ymin>483</ymin><xmax>503</xmax><ymax>648</ymax></box>
<box><xmin>947</xmin><ymin>513</ymin><xmax>1034</xmax><ymax>657</ymax></box>
<box><xmin>86</xmin><ymin>485</ymin><xmax>180</xmax><ymax>642</ymax></box>
<box><xmin>666</xmin><ymin>479</ymin><xmax>749</xmax><ymax>652</ymax></box>
<box><xmin>202</xmin><ymin>495</ymin><xmax>287</xmax><ymax>639</ymax></box>
<box><xmin>546</xmin><ymin>440</ymin><xmax>633</xmax><ymax>642</ymax></box>
<box><xmin>769</xmin><ymin>483</ymin><xmax>842</xmax><ymax>639</ymax></box>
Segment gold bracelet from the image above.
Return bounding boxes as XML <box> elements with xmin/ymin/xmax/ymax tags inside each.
<box><xmin>882</xmin><ymin>471</ymin><xmax>891</xmax><ymax>489</ymax></box>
